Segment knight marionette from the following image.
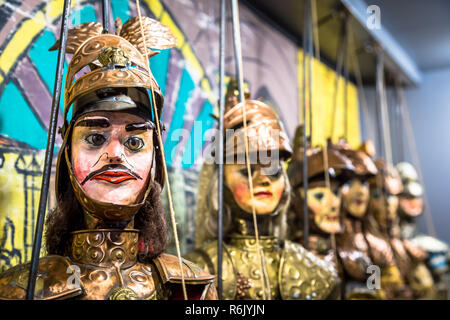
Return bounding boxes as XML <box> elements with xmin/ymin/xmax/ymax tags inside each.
<box><xmin>286</xmin><ymin>131</ymin><xmax>356</xmax><ymax>299</ymax></box>
<box><xmin>328</xmin><ymin>140</ymin><xmax>383</xmax><ymax>299</ymax></box>
<box><xmin>0</xmin><ymin>17</ymin><xmax>217</xmax><ymax>300</ymax></box>
<box><xmin>364</xmin><ymin>157</ymin><xmax>435</xmax><ymax>299</ymax></box>
<box><xmin>185</xmin><ymin>86</ymin><xmax>339</xmax><ymax>300</ymax></box>
<box><xmin>396</xmin><ymin>162</ymin><xmax>449</xmax><ymax>299</ymax></box>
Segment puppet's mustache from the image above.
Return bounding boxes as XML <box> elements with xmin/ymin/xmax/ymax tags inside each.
<box><xmin>81</xmin><ymin>164</ymin><xmax>142</xmax><ymax>185</ymax></box>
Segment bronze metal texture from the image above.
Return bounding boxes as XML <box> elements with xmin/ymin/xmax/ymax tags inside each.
<box><xmin>223</xmin><ymin>100</ymin><xmax>292</xmax><ymax>159</ymax></box>
<box><xmin>0</xmin><ymin>229</ymin><xmax>216</xmax><ymax>300</ymax></box>
<box><xmin>184</xmin><ymin>237</ymin><xmax>339</xmax><ymax>300</ymax></box>
<box><xmin>64</xmin><ymin>34</ymin><xmax>162</xmax><ymax>114</ymax></box>
<box><xmin>288</xmin><ymin>147</ymin><xmax>354</xmax><ymax>189</ymax></box>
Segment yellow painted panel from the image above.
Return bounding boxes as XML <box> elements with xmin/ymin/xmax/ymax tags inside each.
<box><xmin>144</xmin><ymin>0</ymin><xmax>163</xmax><ymax>19</ymax></box>
<box><xmin>297</xmin><ymin>49</ymin><xmax>361</xmax><ymax>149</ymax></box>
<box><xmin>45</xmin><ymin>0</ymin><xmax>64</xmax><ymax>19</ymax></box>
<box><xmin>0</xmin><ymin>151</ymin><xmax>46</xmax><ymax>271</ymax></box>
<box><xmin>160</xmin><ymin>11</ymin><xmax>185</xmax><ymax>49</ymax></box>
<box><xmin>0</xmin><ymin>12</ymin><xmax>46</xmax><ymax>74</ymax></box>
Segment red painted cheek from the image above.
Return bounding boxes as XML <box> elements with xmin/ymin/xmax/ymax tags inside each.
<box><xmin>72</xmin><ymin>155</ymin><xmax>91</xmax><ymax>183</ymax></box>
<box><xmin>275</xmin><ymin>184</ymin><xmax>285</xmax><ymax>200</ymax></box>
<box><xmin>232</xmin><ymin>182</ymin><xmax>250</xmax><ymax>203</ymax></box>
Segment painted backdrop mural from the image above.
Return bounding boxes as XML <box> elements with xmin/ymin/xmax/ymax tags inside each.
<box><xmin>0</xmin><ymin>0</ymin><xmax>360</xmax><ymax>270</ymax></box>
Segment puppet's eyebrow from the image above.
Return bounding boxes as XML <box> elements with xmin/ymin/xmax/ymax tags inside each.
<box><xmin>75</xmin><ymin>118</ymin><xmax>110</xmax><ymax>128</ymax></box>
<box><xmin>125</xmin><ymin>122</ymin><xmax>155</xmax><ymax>132</ymax></box>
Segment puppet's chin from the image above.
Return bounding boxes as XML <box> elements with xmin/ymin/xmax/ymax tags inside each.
<box><xmin>81</xmin><ymin>180</ymin><xmax>144</xmax><ymax>206</ymax></box>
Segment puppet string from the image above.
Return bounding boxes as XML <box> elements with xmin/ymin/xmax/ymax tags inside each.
<box><xmin>136</xmin><ymin>0</ymin><xmax>188</xmax><ymax>300</ymax></box>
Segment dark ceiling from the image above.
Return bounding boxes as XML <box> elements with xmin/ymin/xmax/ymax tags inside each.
<box><xmin>369</xmin><ymin>0</ymin><xmax>450</xmax><ymax>71</ymax></box>
<box><xmin>243</xmin><ymin>0</ymin><xmax>450</xmax><ymax>85</ymax></box>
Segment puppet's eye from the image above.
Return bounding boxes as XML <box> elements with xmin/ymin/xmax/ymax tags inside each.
<box><xmin>124</xmin><ymin>137</ymin><xmax>144</xmax><ymax>151</ymax></box>
<box><xmin>85</xmin><ymin>134</ymin><xmax>106</xmax><ymax>146</ymax></box>
<box><xmin>239</xmin><ymin>168</ymin><xmax>250</xmax><ymax>177</ymax></box>
<box><xmin>314</xmin><ymin>192</ymin><xmax>324</xmax><ymax>200</ymax></box>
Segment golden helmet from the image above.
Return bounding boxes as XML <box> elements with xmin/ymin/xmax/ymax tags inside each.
<box><xmin>53</xmin><ymin>17</ymin><xmax>176</xmax><ymax>220</ymax></box>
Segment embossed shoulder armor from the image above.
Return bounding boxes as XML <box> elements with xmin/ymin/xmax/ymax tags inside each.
<box><xmin>0</xmin><ymin>255</ymin><xmax>82</xmax><ymax>300</ymax></box>
<box><xmin>0</xmin><ymin>253</ymin><xmax>217</xmax><ymax>300</ymax></box>
<box><xmin>184</xmin><ymin>240</ymin><xmax>339</xmax><ymax>300</ymax></box>
<box><xmin>280</xmin><ymin>241</ymin><xmax>339</xmax><ymax>299</ymax></box>
<box><xmin>153</xmin><ymin>253</ymin><xmax>218</xmax><ymax>300</ymax></box>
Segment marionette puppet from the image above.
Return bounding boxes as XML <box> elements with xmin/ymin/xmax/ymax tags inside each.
<box><xmin>286</xmin><ymin>132</ymin><xmax>354</xmax><ymax>270</ymax></box>
<box><xmin>396</xmin><ymin>162</ymin><xmax>449</xmax><ymax>299</ymax></box>
<box><xmin>365</xmin><ymin>157</ymin><xmax>435</xmax><ymax>299</ymax></box>
<box><xmin>185</xmin><ymin>87</ymin><xmax>339</xmax><ymax>300</ymax></box>
<box><xmin>326</xmin><ymin>140</ymin><xmax>384</xmax><ymax>299</ymax></box>
<box><xmin>0</xmin><ymin>17</ymin><xmax>217</xmax><ymax>300</ymax></box>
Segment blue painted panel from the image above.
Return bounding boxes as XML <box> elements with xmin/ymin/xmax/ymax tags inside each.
<box><xmin>182</xmin><ymin>100</ymin><xmax>215</xmax><ymax>169</ymax></box>
<box><xmin>111</xmin><ymin>0</ymin><xmax>131</xmax><ymax>25</ymax></box>
<box><xmin>0</xmin><ymin>83</ymin><xmax>48</xmax><ymax>149</ymax></box>
<box><xmin>72</xmin><ymin>5</ymin><xmax>97</xmax><ymax>25</ymax></box>
<box><xmin>150</xmin><ymin>49</ymin><xmax>171</xmax><ymax>95</ymax></box>
<box><xmin>28</xmin><ymin>30</ymin><xmax>68</xmax><ymax>114</ymax></box>
<box><xmin>163</xmin><ymin>68</ymin><xmax>194</xmax><ymax>167</ymax></box>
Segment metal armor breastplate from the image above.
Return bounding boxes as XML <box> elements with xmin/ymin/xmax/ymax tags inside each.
<box><xmin>184</xmin><ymin>237</ymin><xmax>339</xmax><ymax>300</ymax></box>
<box><xmin>228</xmin><ymin>235</ymin><xmax>280</xmax><ymax>299</ymax></box>
<box><xmin>0</xmin><ymin>229</ymin><xmax>216</xmax><ymax>300</ymax></box>
<box><xmin>68</xmin><ymin>229</ymin><xmax>158</xmax><ymax>300</ymax></box>
<box><xmin>337</xmin><ymin>219</ymin><xmax>372</xmax><ymax>281</ymax></box>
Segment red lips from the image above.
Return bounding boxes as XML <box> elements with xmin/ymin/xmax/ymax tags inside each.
<box><xmin>254</xmin><ymin>191</ymin><xmax>273</xmax><ymax>198</ymax></box>
<box><xmin>92</xmin><ymin>171</ymin><xmax>137</xmax><ymax>184</ymax></box>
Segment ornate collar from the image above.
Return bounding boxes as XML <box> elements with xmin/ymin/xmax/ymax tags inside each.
<box><xmin>69</xmin><ymin>229</ymin><xmax>139</xmax><ymax>269</ymax></box>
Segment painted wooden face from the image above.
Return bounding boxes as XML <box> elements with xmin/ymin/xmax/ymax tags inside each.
<box><xmin>71</xmin><ymin>111</ymin><xmax>154</xmax><ymax>206</ymax></box>
<box><xmin>341</xmin><ymin>178</ymin><xmax>370</xmax><ymax>218</ymax></box>
<box><xmin>399</xmin><ymin>196</ymin><xmax>423</xmax><ymax>217</ymax></box>
<box><xmin>369</xmin><ymin>188</ymin><xmax>399</xmax><ymax>228</ymax></box>
<box><xmin>300</xmin><ymin>180</ymin><xmax>342</xmax><ymax>234</ymax></box>
<box><xmin>224</xmin><ymin>162</ymin><xmax>285</xmax><ymax>215</ymax></box>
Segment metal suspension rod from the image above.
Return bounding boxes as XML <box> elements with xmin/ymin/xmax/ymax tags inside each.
<box><xmin>395</xmin><ymin>92</ymin><xmax>404</xmax><ymax>163</ymax></box>
<box><xmin>330</xmin><ymin>14</ymin><xmax>348</xmax><ymax>139</ymax></box>
<box><xmin>311</xmin><ymin>0</ymin><xmax>331</xmax><ymax>192</ymax></box>
<box><xmin>396</xmin><ymin>82</ymin><xmax>436</xmax><ymax>237</ymax></box>
<box><xmin>102</xmin><ymin>0</ymin><xmax>110</xmax><ymax>33</ymax></box>
<box><xmin>302</xmin><ymin>0</ymin><xmax>312</xmax><ymax>250</ymax></box>
<box><xmin>307</xmin><ymin>0</ymin><xmax>314</xmax><ymax>141</ymax></box>
<box><xmin>343</xmin><ymin>23</ymin><xmax>350</xmax><ymax>140</ymax></box>
<box><xmin>230</xmin><ymin>0</ymin><xmax>269</xmax><ymax>300</ymax></box>
<box><xmin>217</xmin><ymin>0</ymin><xmax>226</xmax><ymax>300</ymax></box>
<box><xmin>231</xmin><ymin>0</ymin><xmax>244</xmax><ymax>103</ymax></box>
<box><xmin>349</xmin><ymin>30</ymin><xmax>374</xmax><ymax>144</ymax></box>
<box><xmin>376</xmin><ymin>51</ymin><xmax>393</xmax><ymax>166</ymax></box>
<box><xmin>26</xmin><ymin>0</ymin><xmax>72</xmax><ymax>300</ymax></box>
